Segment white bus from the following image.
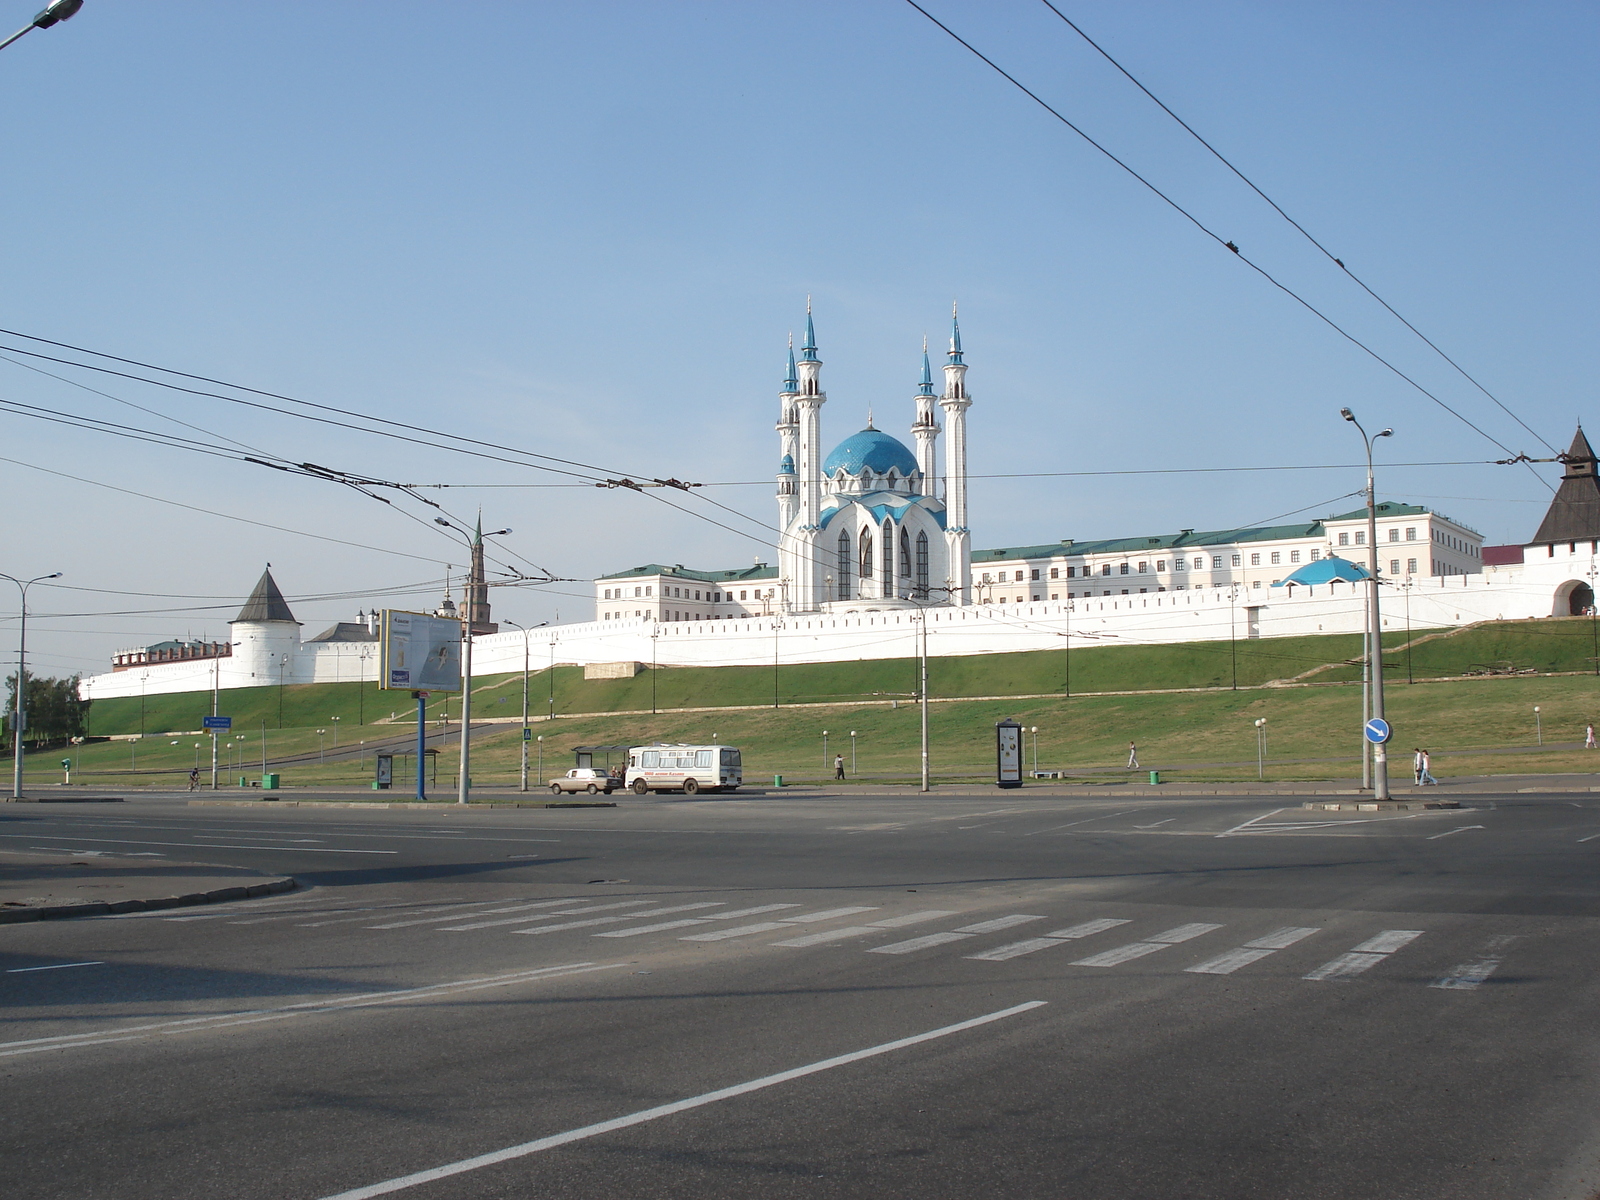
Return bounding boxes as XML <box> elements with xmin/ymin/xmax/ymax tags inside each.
<box><xmin>626</xmin><ymin>743</ymin><xmax>742</xmax><ymax>795</ymax></box>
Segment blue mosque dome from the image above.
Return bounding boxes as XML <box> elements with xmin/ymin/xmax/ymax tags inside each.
<box><xmin>822</xmin><ymin>428</ymin><xmax>919</xmax><ymax>478</ymax></box>
<box><xmin>778</xmin><ymin>454</ymin><xmax>795</xmax><ymax>475</ymax></box>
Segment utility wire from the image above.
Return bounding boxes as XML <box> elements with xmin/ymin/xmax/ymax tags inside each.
<box><xmin>1035</xmin><ymin>0</ymin><xmax>1558</xmax><ymax>456</ymax></box>
<box><xmin>902</xmin><ymin>0</ymin><xmax>1553</xmax><ymax>491</ymax></box>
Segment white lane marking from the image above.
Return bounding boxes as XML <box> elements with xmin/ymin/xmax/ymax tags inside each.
<box><xmin>1578</xmin><ymin>833</ymin><xmax>1600</xmax><ymax>843</ymax></box>
<box><xmin>1132</xmin><ymin>818</ymin><xmax>1175</xmax><ymax>829</ymax></box>
<box><xmin>1215</xmin><ymin>808</ymin><xmax>1286</xmax><ymax>838</ymax></box>
<box><xmin>505</xmin><ymin>903</ymin><xmax>727</xmax><ymax>936</ymax></box>
<box><xmin>868</xmin><ymin>931</ymin><xmax>973</xmax><ymax>955</ymax></box>
<box><xmin>596</xmin><ymin>916</ymin><xmax>733</xmax><ymax>937</ymax></box>
<box><xmin>1243</xmin><ymin>926</ymin><xmax>1321</xmax><ymax>950</ymax></box>
<box><xmin>965</xmin><ymin>919</ymin><xmax>1133</xmax><ymax>962</ymax></box>
<box><xmin>1304</xmin><ymin>929</ymin><xmax>1424</xmax><ymax>981</ymax></box>
<box><xmin>1073</xmin><ymin>923</ymin><xmax>1224</xmax><ymax>967</ymax></box>
<box><xmin>440</xmin><ymin>900</ymin><xmax>662</xmax><ymax>932</ymax></box>
<box><xmin>0</xmin><ymin>834</ymin><xmax>395</xmax><ymax>855</ymax></box>
<box><xmin>225</xmin><ymin>899</ymin><xmax>454</xmax><ymax>926</ymax></box>
<box><xmin>0</xmin><ymin>963</ymin><xmax>626</xmax><ymax>1059</ymax></box>
<box><xmin>681</xmin><ymin>922</ymin><xmax>791</xmax><ymax>942</ymax></box>
<box><xmin>953</xmin><ymin>915</ymin><xmax>1046</xmax><ymax>934</ymax></box>
<box><xmin>6</xmin><ymin>962</ymin><xmax>104</xmax><ymax>973</ymax></box>
<box><xmin>1427</xmin><ymin>825</ymin><xmax>1485</xmax><ymax>840</ymax></box>
<box><xmin>1432</xmin><ymin>936</ymin><xmax>1516</xmax><ymax>990</ymax></box>
<box><xmin>313</xmin><ymin>1000</ymin><xmax>1049</xmax><ymax>1200</ymax></box>
<box><xmin>365</xmin><ymin>899</ymin><xmax>575</xmax><ymax>929</ymax></box>
<box><xmin>1044</xmin><ymin>918</ymin><xmax>1133</xmax><ymax>940</ymax></box>
<box><xmin>931</xmin><ymin>808</ymin><xmax>1030</xmax><ymax>822</ymax></box>
<box><xmin>1185</xmin><ymin>947</ymin><xmax>1278</xmax><ymax>975</ymax></box>
<box><xmin>1351</xmin><ymin>930</ymin><xmax>1424</xmax><ymax>954</ymax></box>
<box><xmin>771</xmin><ymin>925</ymin><xmax>884</xmax><ymax>948</ymax></box>
<box><xmin>1303</xmin><ymin>951</ymin><xmax>1389</xmax><ymax>981</ymax></box>
<box><xmin>867</xmin><ymin>911</ymin><xmax>960</xmax><ymax>928</ymax></box>
<box><xmin>778</xmin><ymin>906</ymin><xmax>880</xmax><ymax>924</ymax></box>
<box><xmin>1025</xmin><ymin>810</ymin><xmax>1138</xmax><ymax>834</ymax></box>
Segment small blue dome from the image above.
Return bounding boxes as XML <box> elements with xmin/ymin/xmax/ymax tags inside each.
<box><xmin>823</xmin><ymin>428</ymin><xmax>919</xmax><ymax>478</ymax></box>
<box><xmin>778</xmin><ymin>454</ymin><xmax>796</xmax><ymax>475</ymax></box>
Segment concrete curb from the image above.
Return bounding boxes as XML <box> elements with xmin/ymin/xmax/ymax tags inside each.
<box><xmin>0</xmin><ymin>876</ymin><xmax>297</xmax><ymax>924</ymax></box>
<box><xmin>187</xmin><ymin>799</ymin><xmax>615</xmax><ymax>810</ymax></box>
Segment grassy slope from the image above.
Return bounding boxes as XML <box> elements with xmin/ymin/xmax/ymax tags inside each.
<box><xmin>52</xmin><ymin>619</ymin><xmax>1600</xmax><ymax>789</ymax></box>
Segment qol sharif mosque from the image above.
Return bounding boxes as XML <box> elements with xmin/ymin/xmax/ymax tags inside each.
<box><xmin>775</xmin><ymin>307</ymin><xmax>973</xmax><ymax>611</ymax></box>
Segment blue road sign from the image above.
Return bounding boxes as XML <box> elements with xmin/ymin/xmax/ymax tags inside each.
<box><xmin>203</xmin><ymin>716</ymin><xmax>232</xmax><ymax>731</ymax></box>
<box><xmin>522</xmin><ymin>727</ymin><xmax>533</xmax><ymax>741</ymax></box>
<box><xmin>1364</xmin><ymin>717</ymin><xmax>1392</xmax><ymax>744</ymax></box>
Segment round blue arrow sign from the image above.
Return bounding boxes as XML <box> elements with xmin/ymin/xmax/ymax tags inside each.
<box><xmin>1364</xmin><ymin>717</ymin><xmax>1392</xmax><ymax>744</ymax></box>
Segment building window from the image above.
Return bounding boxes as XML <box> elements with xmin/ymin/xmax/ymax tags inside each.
<box><xmin>1407</xmin><ymin>558</ymin><xmax>1417</xmax><ymax>573</ymax></box>
<box><xmin>1156</xmin><ymin>560</ymin><xmax>1166</xmax><ymax>572</ymax></box>
<box><xmin>837</xmin><ymin>530</ymin><xmax>853</xmax><ymax>601</ymax></box>
<box><xmin>1252</xmin><ymin>580</ymin><xmax>1261</xmax><ymax>589</ymax></box>
<box><xmin>915</xmin><ymin>531</ymin><xmax>929</xmax><ymax>597</ymax></box>
<box><xmin>1310</xmin><ymin>549</ymin><xmax>1321</xmax><ymax>561</ymax></box>
<box><xmin>1119</xmin><ymin>563</ymin><xmax>1130</xmax><ymax>575</ymax></box>
<box><xmin>1014</xmin><ymin>570</ymin><xmax>1024</xmax><ymax>582</ymax></box>
<box><xmin>646</xmin><ymin>586</ymin><xmax>653</xmax><ymax>596</ymax></box>
<box><xmin>1121</xmin><ymin>589</ymin><xmax>1129</xmax><ymax>595</ymax></box>
<box><xmin>1390</xmin><ymin>560</ymin><xmax>1400</xmax><ymax>575</ymax></box>
<box><xmin>1406</xmin><ymin>527</ymin><xmax>1416</xmax><ymax>540</ymax></box>
<box><xmin>883</xmin><ymin>519</ymin><xmax>895</xmax><ymax>593</ymax></box>
<box><xmin>1032</xmin><ymin>594</ymin><xmax>1041</xmax><ymax>601</ymax></box>
<box><xmin>859</xmin><ymin>528</ymin><xmax>874</xmax><ymax>588</ymax></box>
<box><xmin>634</xmin><ymin>587</ymin><xmax>641</xmax><ymax>597</ymax></box>
<box><xmin>1102</xmin><ymin>564</ymin><xmax>1112</xmax><ymax>576</ymax></box>
<box><xmin>1250</xmin><ymin>553</ymin><xmax>1261</xmax><ymax>566</ymax></box>
<box><xmin>1338</xmin><ymin>532</ymin><xmax>1349</xmax><ymax>546</ymax></box>
<box><xmin>1066</xmin><ymin>566</ymin><xmax>1075</xmax><ymax>578</ymax></box>
<box><xmin>1289</xmin><ymin>550</ymin><xmax>1301</xmax><ymax>564</ymax></box>
<box><xmin>1174</xmin><ymin>559</ymin><xmax>1185</xmax><ymax>571</ymax></box>
<box><xmin>899</xmin><ymin>527</ymin><xmax>912</xmax><ymax>581</ymax></box>
<box><xmin>1354</xmin><ymin>531</ymin><xmax>1366</xmax><ymax>545</ymax></box>
<box><xmin>1270</xmin><ymin>552</ymin><xmax>1281</xmax><ymax>565</ymax></box>
<box><xmin>1212</xmin><ymin>556</ymin><xmax>1222</xmax><ymax>569</ymax></box>
<box><xmin>1049</xmin><ymin>567</ymin><xmax>1059</xmax><ymax>579</ymax></box>
<box><xmin>1030</xmin><ymin>568</ymin><xmax>1040</xmax><ymax>581</ymax></box>
<box><xmin>1388</xmin><ymin>529</ymin><xmax>1400</xmax><ymax>543</ymax></box>
<box><xmin>1231</xmin><ymin>554</ymin><xmax>1241</xmax><ymax>567</ymax></box>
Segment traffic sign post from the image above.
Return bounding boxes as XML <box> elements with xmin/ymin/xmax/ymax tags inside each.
<box><xmin>202</xmin><ymin>716</ymin><xmax>232</xmax><ymax>730</ymax></box>
<box><xmin>203</xmin><ymin>716</ymin><xmax>232</xmax><ymax>792</ymax></box>
<box><xmin>1364</xmin><ymin>718</ymin><xmax>1392</xmax><ymax>745</ymax></box>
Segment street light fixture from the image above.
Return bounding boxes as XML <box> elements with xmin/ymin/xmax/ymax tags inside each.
<box><xmin>433</xmin><ymin>517</ymin><xmax>512</xmax><ymax>805</ymax></box>
<box><xmin>1254</xmin><ymin>717</ymin><xmax>1268</xmax><ymax>781</ymax></box>
<box><xmin>1341</xmin><ymin>407</ymin><xmax>1393</xmax><ymax>800</ymax></box>
<box><xmin>0</xmin><ymin>0</ymin><xmax>83</xmax><ymax>53</ymax></box>
<box><xmin>502</xmin><ymin>618</ymin><xmax>546</xmax><ymax>792</ymax></box>
<box><xmin>2</xmin><ymin>571</ymin><xmax>61</xmax><ymax>799</ymax></box>
<box><xmin>1534</xmin><ymin>705</ymin><xmax>1542</xmax><ymax>747</ymax></box>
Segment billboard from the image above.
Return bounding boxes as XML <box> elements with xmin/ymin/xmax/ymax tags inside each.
<box><xmin>379</xmin><ymin>609</ymin><xmax>462</xmax><ymax>692</ymax></box>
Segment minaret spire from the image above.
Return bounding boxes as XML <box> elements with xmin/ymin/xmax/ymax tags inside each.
<box><xmin>783</xmin><ymin>333</ymin><xmax>798</xmax><ymax>394</ymax></box>
<box><xmin>783</xmin><ymin>302</ymin><xmax>828</xmax><ymax>611</ymax></box>
<box><xmin>940</xmin><ymin>302</ymin><xmax>972</xmax><ymax>604</ymax></box>
<box><xmin>911</xmin><ymin>334</ymin><xmax>941</xmax><ymax>490</ymax></box>
<box><xmin>800</xmin><ymin>295</ymin><xmax>819</xmax><ymax>363</ymax></box>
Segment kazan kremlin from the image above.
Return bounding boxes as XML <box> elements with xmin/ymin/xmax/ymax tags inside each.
<box><xmin>79</xmin><ymin>311</ymin><xmax>1600</xmax><ymax>702</ymax></box>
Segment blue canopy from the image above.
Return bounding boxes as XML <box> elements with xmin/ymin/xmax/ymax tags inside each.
<box><xmin>1272</xmin><ymin>557</ymin><xmax>1371</xmax><ymax>587</ymax></box>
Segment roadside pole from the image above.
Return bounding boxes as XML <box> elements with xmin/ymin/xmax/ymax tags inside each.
<box><xmin>415</xmin><ymin>690</ymin><xmax>428</xmax><ymax>801</ymax></box>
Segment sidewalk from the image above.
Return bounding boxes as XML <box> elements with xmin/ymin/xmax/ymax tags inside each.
<box><xmin>0</xmin><ymin>848</ymin><xmax>296</xmax><ymax>924</ymax></box>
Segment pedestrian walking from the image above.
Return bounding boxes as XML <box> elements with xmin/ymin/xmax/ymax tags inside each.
<box><xmin>1126</xmin><ymin>741</ymin><xmax>1139</xmax><ymax>770</ymax></box>
<box><xmin>833</xmin><ymin>754</ymin><xmax>845</xmax><ymax>780</ymax></box>
<box><xmin>1412</xmin><ymin>748</ymin><xmax>1424</xmax><ymax>787</ymax></box>
<box><xmin>188</xmin><ymin>767</ymin><xmax>200</xmax><ymax>792</ymax></box>
<box><xmin>1586</xmin><ymin>723</ymin><xmax>1596</xmax><ymax>750</ymax></box>
<box><xmin>1420</xmin><ymin>749</ymin><xmax>1438</xmax><ymax>786</ymax></box>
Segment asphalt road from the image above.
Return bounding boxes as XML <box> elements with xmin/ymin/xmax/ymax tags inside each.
<box><xmin>3</xmin><ymin>788</ymin><xmax>1600</xmax><ymax>1199</ymax></box>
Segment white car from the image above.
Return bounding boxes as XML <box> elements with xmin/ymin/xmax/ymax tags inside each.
<box><xmin>548</xmin><ymin>767</ymin><xmax>617</xmax><ymax>795</ymax></box>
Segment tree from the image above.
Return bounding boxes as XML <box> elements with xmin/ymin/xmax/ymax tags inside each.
<box><xmin>4</xmin><ymin>673</ymin><xmax>90</xmax><ymax>749</ymax></box>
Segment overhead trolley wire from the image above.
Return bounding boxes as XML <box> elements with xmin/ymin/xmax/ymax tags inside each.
<box><xmin>902</xmin><ymin>1</ymin><xmax>1554</xmax><ymax>491</ymax></box>
<box><xmin>1035</xmin><ymin>0</ymin><xmax>1558</xmax><ymax>457</ymax></box>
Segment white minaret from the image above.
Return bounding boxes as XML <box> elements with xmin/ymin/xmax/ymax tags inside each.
<box><xmin>776</xmin><ymin>335</ymin><xmax>800</xmax><ymax>531</ymax></box>
<box><xmin>792</xmin><ymin>303</ymin><xmax>828</xmax><ymax>610</ymax></box>
<box><xmin>911</xmin><ymin>337</ymin><xmax>940</xmax><ymax>490</ymax></box>
<box><xmin>939</xmin><ymin>304</ymin><xmax>972</xmax><ymax>604</ymax></box>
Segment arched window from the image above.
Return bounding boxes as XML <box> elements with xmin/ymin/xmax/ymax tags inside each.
<box><xmin>899</xmin><ymin>526</ymin><xmax>912</xmax><ymax>580</ymax></box>
<box><xmin>915</xmin><ymin>531</ymin><xmax>930</xmax><ymax>598</ymax></box>
<box><xmin>882</xmin><ymin>519</ymin><xmax>895</xmax><ymax>594</ymax></box>
<box><xmin>837</xmin><ymin>529</ymin><xmax>853</xmax><ymax>601</ymax></box>
<box><xmin>858</xmin><ymin>528</ymin><xmax>873</xmax><ymax>591</ymax></box>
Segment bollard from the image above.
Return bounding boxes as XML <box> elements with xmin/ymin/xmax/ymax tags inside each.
<box><xmin>773</xmin><ymin>774</ymin><xmax>784</xmax><ymax>788</ymax></box>
<box><xmin>1149</xmin><ymin>771</ymin><xmax>1161</xmax><ymax>785</ymax></box>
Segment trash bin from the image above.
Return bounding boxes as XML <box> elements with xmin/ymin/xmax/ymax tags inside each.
<box><xmin>1149</xmin><ymin>771</ymin><xmax>1161</xmax><ymax>785</ymax></box>
<box><xmin>261</xmin><ymin>773</ymin><xmax>279</xmax><ymax>789</ymax></box>
<box><xmin>237</xmin><ymin>776</ymin><xmax>248</xmax><ymax>787</ymax></box>
<box><xmin>773</xmin><ymin>775</ymin><xmax>784</xmax><ymax>788</ymax></box>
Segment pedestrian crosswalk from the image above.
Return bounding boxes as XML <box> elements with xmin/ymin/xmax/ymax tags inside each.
<box><xmin>123</xmin><ymin>889</ymin><xmax>1513</xmax><ymax>993</ymax></box>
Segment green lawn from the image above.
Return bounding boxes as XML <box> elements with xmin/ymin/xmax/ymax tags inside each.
<box><xmin>31</xmin><ymin>618</ymin><xmax>1600</xmax><ymax>790</ymax></box>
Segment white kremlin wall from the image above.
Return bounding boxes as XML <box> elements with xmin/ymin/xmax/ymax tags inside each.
<box><xmin>78</xmin><ymin>554</ymin><xmax>1591</xmax><ymax>703</ymax></box>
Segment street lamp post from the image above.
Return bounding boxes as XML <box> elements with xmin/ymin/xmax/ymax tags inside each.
<box><xmin>850</xmin><ymin>730</ymin><xmax>857</xmax><ymax>776</ymax></box>
<box><xmin>1030</xmin><ymin>726</ymin><xmax>1039</xmax><ymax>777</ymax></box>
<box><xmin>1341</xmin><ymin>407</ymin><xmax>1394</xmax><ymax>799</ymax></box>
<box><xmin>0</xmin><ymin>0</ymin><xmax>83</xmax><ymax>53</ymax></box>
<box><xmin>548</xmin><ymin>638</ymin><xmax>556</xmax><ymax>723</ymax></box>
<box><xmin>503</xmin><ymin>620</ymin><xmax>538</xmax><ymax>792</ymax></box>
<box><xmin>433</xmin><ymin>517</ymin><xmax>512</xmax><ymax>805</ymax></box>
<box><xmin>317</xmin><ymin>729</ymin><xmax>326</xmax><ymax>764</ymax></box>
<box><xmin>1535</xmin><ymin>705</ymin><xmax>1543</xmax><ymax>747</ymax></box>
<box><xmin>2</xmin><ymin>571</ymin><xmax>61</xmax><ymax>799</ymax></box>
<box><xmin>1255</xmin><ymin>717</ymin><xmax>1267</xmax><ymax>781</ymax></box>
<box><xmin>822</xmin><ymin>730</ymin><xmax>829</xmax><ymax>772</ymax></box>
<box><xmin>330</xmin><ymin>715</ymin><xmax>340</xmax><ymax>748</ymax></box>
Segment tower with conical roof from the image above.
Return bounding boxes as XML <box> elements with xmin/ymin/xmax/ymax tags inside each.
<box><xmin>1530</xmin><ymin>426</ymin><xmax>1600</xmax><ymax>549</ymax></box>
<box><xmin>911</xmin><ymin>336</ymin><xmax>941</xmax><ymax>488</ymax></box>
<box><xmin>229</xmin><ymin>565</ymin><xmax>302</xmax><ymax>684</ymax></box>
<box><xmin>790</xmin><ymin>301</ymin><xmax>829</xmax><ymax>608</ymax></box>
<box><xmin>466</xmin><ymin>513</ymin><xmax>499</xmax><ymax>635</ymax></box>
<box><xmin>776</xmin><ymin>336</ymin><xmax>800</xmax><ymax>531</ymax></box>
<box><xmin>939</xmin><ymin>304</ymin><xmax>973</xmax><ymax>603</ymax></box>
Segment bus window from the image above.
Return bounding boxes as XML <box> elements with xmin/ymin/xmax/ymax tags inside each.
<box><xmin>642</xmin><ymin>750</ymin><xmax>659</xmax><ymax>768</ymax></box>
<box><xmin>696</xmin><ymin>750</ymin><xmax>711</xmax><ymax>768</ymax></box>
<box><xmin>721</xmin><ymin>749</ymin><xmax>741</xmax><ymax>768</ymax></box>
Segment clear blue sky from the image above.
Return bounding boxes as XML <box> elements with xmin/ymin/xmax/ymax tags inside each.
<box><xmin>1</xmin><ymin>1</ymin><xmax>1594</xmax><ymax>679</ymax></box>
